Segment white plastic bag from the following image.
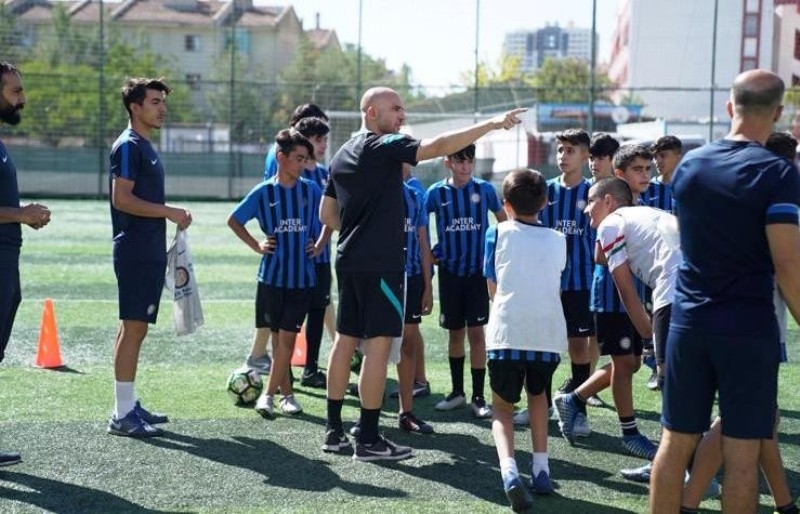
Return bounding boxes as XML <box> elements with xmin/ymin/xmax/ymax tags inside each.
<box><xmin>165</xmin><ymin>228</ymin><xmax>204</xmax><ymax>335</ymax></box>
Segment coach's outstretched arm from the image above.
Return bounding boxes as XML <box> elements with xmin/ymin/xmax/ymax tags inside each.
<box><xmin>416</xmin><ymin>108</ymin><xmax>526</xmax><ymax>162</ymax></box>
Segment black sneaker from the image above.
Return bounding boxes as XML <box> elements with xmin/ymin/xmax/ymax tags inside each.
<box><xmin>389</xmin><ymin>380</ymin><xmax>432</xmax><ymax>399</ymax></box>
<box><xmin>646</xmin><ymin>371</ymin><xmax>661</xmax><ymax>391</ymax></box>
<box><xmin>557</xmin><ymin>376</ymin><xmax>576</xmax><ymax>395</ymax></box>
<box><xmin>353</xmin><ymin>435</ymin><xmax>413</xmax><ymax>462</ymax></box>
<box><xmin>399</xmin><ymin>412</ymin><xmax>434</xmax><ymax>434</ymax></box>
<box><xmin>347</xmin><ymin>383</ymin><xmax>359</xmax><ymax>397</ymax></box>
<box><xmin>301</xmin><ymin>370</ymin><xmax>327</xmax><ymax>389</ymax></box>
<box><xmin>0</xmin><ymin>451</ymin><xmax>21</xmax><ymax>467</ymax></box>
<box><xmin>321</xmin><ymin>429</ymin><xmax>351</xmax><ymax>453</ymax></box>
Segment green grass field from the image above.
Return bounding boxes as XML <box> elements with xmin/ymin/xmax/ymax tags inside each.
<box><xmin>0</xmin><ymin>199</ymin><xmax>798</xmax><ymax>513</ymax></box>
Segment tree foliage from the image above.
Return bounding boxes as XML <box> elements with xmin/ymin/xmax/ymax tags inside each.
<box><xmin>527</xmin><ymin>57</ymin><xmax>615</xmax><ymax>104</ymax></box>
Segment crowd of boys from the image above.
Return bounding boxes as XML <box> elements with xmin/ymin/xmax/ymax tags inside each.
<box><xmin>2</xmin><ymin>60</ymin><xmax>799</xmax><ymax>514</ymax></box>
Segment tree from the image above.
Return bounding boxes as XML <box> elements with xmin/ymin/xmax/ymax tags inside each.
<box><xmin>0</xmin><ymin>4</ymin><xmax>27</xmax><ymax>64</ymax></box>
<box><xmin>528</xmin><ymin>57</ymin><xmax>615</xmax><ymax>104</ymax></box>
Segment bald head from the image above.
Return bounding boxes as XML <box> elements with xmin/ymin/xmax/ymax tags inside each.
<box><xmin>731</xmin><ymin>69</ymin><xmax>785</xmax><ymax>117</ymax></box>
<box><xmin>360</xmin><ymin>87</ymin><xmax>400</xmax><ymax>112</ymax></box>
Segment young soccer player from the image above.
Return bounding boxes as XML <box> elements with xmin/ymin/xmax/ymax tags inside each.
<box><xmin>485</xmin><ymin>168</ymin><xmax>567</xmax><ymax>511</ymax></box>
<box><xmin>539</xmin><ymin>129</ymin><xmax>594</xmax><ymax>437</ymax></box>
<box><xmin>228</xmin><ymin>129</ymin><xmax>321</xmax><ymax>418</ymax></box>
<box><xmin>426</xmin><ymin>143</ymin><xmax>507</xmax><ymax>418</ymax></box>
<box><xmin>108</xmin><ymin>77</ymin><xmax>192</xmax><ymax>438</ymax></box>
<box><xmin>396</xmin><ymin>164</ymin><xmax>435</xmax><ymax>433</ymax></box>
<box><xmin>642</xmin><ymin>135</ymin><xmax>680</xmax><ymax>213</ymax></box>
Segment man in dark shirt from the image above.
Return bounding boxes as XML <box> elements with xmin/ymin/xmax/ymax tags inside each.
<box><xmin>319</xmin><ymin>86</ymin><xmax>524</xmax><ymax>461</ymax></box>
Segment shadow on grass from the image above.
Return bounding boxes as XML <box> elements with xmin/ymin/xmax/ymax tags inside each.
<box><xmin>0</xmin><ymin>472</ymin><xmax>179</xmax><ymax>514</ymax></box>
<box><xmin>142</xmin><ymin>431</ymin><xmax>406</xmax><ymax>499</ymax></box>
<box><xmin>36</xmin><ymin>365</ymin><xmax>84</xmax><ymax>375</ymax></box>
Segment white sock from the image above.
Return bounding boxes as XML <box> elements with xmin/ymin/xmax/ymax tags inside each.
<box><xmin>499</xmin><ymin>457</ymin><xmax>518</xmax><ymax>483</ymax></box>
<box><xmin>114</xmin><ymin>381</ymin><xmax>136</xmax><ymax>419</ymax></box>
<box><xmin>532</xmin><ymin>452</ymin><xmax>550</xmax><ymax>476</ymax></box>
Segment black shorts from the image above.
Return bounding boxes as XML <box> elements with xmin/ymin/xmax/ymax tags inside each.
<box><xmin>653</xmin><ymin>304</ymin><xmax>672</xmax><ymax>366</ymax></box>
<box><xmin>0</xmin><ymin>261</ymin><xmax>21</xmax><ymax>362</ymax></box>
<box><xmin>595</xmin><ymin>312</ymin><xmax>642</xmax><ymax>356</ymax></box>
<box><xmin>255</xmin><ymin>282</ymin><xmax>311</xmax><ymax>333</ymax></box>
<box><xmin>114</xmin><ymin>260</ymin><xmax>166</xmax><ymax>324</ymax></box>
<box><xmin>561</xmin><ymin>290</ymin><xmax>594</xmax><ymax>337</ymax></box>
<box><xmin>438</xmin><ymin>267</ymin><xmax>489</xmax><ymax>330</ymax></box>
<box><xmin>488</xmin><ymin>351</ymin><xmax>560</xmax><ymax>404</ymax></box>
<box><xmin>336</xmin><ymin>270</ymin><xmax>404</xmax><ymax>339</ymax></box>
<box><xmin>309</xmin><ymin>263</ymin><xmax>332</xmax><ymax>310</ymax></box>
<box><xmin>404</xmin><ymin>273</ymin><xmax>424</xmax><ymax>325</ymax></box>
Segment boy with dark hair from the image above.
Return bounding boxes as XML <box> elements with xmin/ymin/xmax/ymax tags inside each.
<box><xmin>228</xmin><ymin>129</ymin><xmax>321</xmax><ymax>418</ymax></box>
<box><xmin>426</xmin><ymin>143</ymin><xmax>507</xmax><ymax>418</ymax></box>
<box><xmin>589</xmin><ymin>133</ymin><xmax>621</xmax><ymax>181</ymax></box>
<box><xmin>646</xmin><ymin>135</ymin><xmax>681</xmax><ymax>211</ymax></box>
<box><xmin>613</xmin><ymin>144</ymin><xmax>653</xmax><ymax>201</ymax></box>
<box><xmin>485</xmin><ymin>168</ymin><xmax>566</xmax><ymax>510</ymax></box>
<box><xmin>108</xmin><ymin>77</ymin><xmax>193</xmax><ymax>438</ymax></box>
<box><xmin>264</xmin><ymin>103</ymin><xmax>329</xmax><ymax>179</ymax></box>
<box><xmin>539</xmin><ymin>128</ymin><xmax>594</xmax><ymax>438</ymax></box>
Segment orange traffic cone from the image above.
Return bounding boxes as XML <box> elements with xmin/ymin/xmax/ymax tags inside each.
<box><xmin>34</xmin><ymin>298</ymin><xmax>64</xmax><ymax>369</ymax></box>
<box><xmin>291</xmin><ymin>325</ymin><xmax>307</xmax><ymax>367</ymax></box>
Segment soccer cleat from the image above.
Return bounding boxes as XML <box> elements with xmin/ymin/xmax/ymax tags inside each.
<box><xmin>557</xmin><ymin>376</ymin><xmax>576</xmax><ymax>395</ymax></box>
<box><xmin>553</xmin><ymin>394</ymin><xmax>579</xmax><ymax>443</ymax></box>
<box><xmin>512</xmin><ymin>409</ymin><xmax>529</xmax><ymax>426</ymax></box>
<box><xmin>586</xmin><ymin>394</ymin><xmax>605</xmax><ymax>407</ymax></box>
<box><xmin>504</xmin><ymin>476</ymin><xmax>534</xmax><ymax>512</ymax></box>
<box><xmin>300</xmin><ymin>370</ymin><xmax>326</xmax><ymax>389</ymax></box>
<box><xmin>471</xmin><ymin>397</ymin><xmax>493</xmax><ymax>419</ymax></box>
<box><xmin>620</xmin><ymin>462</ymin><xmax>652</xmax><ymax>483</ymax></box>
<box><xmin>434</xmin><ymin>392</ymin><xmax>466</xmax><ymax>411</ymax></box>
<box><xmin>134</xmin><ymin>400</ymin><xmax>169</xmax><ymax>425</ymax></box>
<box><xmin>279</xmin><ymin>394</ymin><xmax>303</xmax><ymax>415</ymax></box>
<box><xmin>399</xmin><ymin>412</ymin><xmax>434</xmax><ymax>434</ymax></box>
<box><xmin>684</xmin><ymin>471</ymin><xmax>722</xmax><ymax>500</ymax></box>
<box><xmin>348</xmin><ymin>421</ymin><xmax>361</xmax><ymax>437</ymax></box>
<box><xmin>0</xmin><ymin>451</ymin><xmax>21</xmax><ymax>467</ymax></box>
<box><xmin>622</xmin><ymin>434</ymin><xmax>658</xmax><ymax>460</ymax></box>
<box><xmin>347</xmin><ymin>383</ymin><xmax>359</xmax><ymax>397</ymax></box>
<box><xmin>574</xmin><ymin>413</ymin><xmax>591</xmax><ymax>437</ymax></box>
<box><xmin>255</xmin><ymin>394</ymin><xmax>274</xmax><ymax>418</ymax></box>
<box><xmin>352</xmin><ymin>435</ymin><xmax>413</xmax><ymax>462</ymax></box>
<box><xmin>529</xmin><ymin>470</ymin><xmax>554</xmax><ymax>495</ymax></box>
<box><xmin>389</xmin><ymin>380</ymin><xmax>432</xmax><ymax>399</ymax></box>
<box><xmin>245</xmin><ymin>353</ymin><xmax>272</xmax><ymax>374</ymax></box>
<box><xmin>108</xmin><ymin>409</ymin><xmax>163</xmax><ymax>438</ymax></box>
<box><xmin>321</xmin><ymin>429</ymin><xmax>352</xmax><ymax>453</ymax></box>
<box><xmin>646</xmin><ymin>370</ymin><xmax>661</xmax><ymax>391</ymax></box>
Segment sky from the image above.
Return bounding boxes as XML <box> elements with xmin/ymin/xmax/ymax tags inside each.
<box><xmin>268</xmin><ymin>0</ymin><xmax>622</xmax><ymax>90</ymax></box>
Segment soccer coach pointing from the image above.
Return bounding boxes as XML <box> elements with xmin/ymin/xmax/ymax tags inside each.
<box><xmin>319</xmin><ymin>86</ymin><xmax>524</xmax><ymax>461</ymax></box>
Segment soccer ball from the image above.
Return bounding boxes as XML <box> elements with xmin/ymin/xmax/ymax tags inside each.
<box><xmin>226</xmin><ymin>368</ymin><xmax>264</xmax><ymax>406</ymax></box>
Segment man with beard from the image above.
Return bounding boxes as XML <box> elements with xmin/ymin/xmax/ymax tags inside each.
<box><xmin>0</xmin><ymin>62</ymin><xmax>51</xmax><ymax>466</ymax></box>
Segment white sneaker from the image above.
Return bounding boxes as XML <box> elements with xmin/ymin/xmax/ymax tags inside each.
<box><xmin>279</xmin><ymin>394</ymin><xmax>303</xmax><ymax>415</ymax></box>
<box><xmin>512</xmin><ymin>409</ymin><xmax>529</xmax><ymax>426</ymax></box>
<box><xmin>470</xmin><ymin>397</ymin><xmax>492</xmax><ymax>419</ymax></box>
<box><xmin>255</xmin><ymin>394</ymin><xmax>274</xmax><ymax>418</ymax></box>
<box><xmin>435</xmin><ymin>392</ymin><xmax>466</xmax><ymax>411</ymax></box>
<box><xmin>573</xmin><ymin>412</ymin><xmax>591</xmax><ymax>437</ymax></box>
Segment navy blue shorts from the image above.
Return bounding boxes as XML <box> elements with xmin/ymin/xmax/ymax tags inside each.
<box><xmin>255</xmin><ymin>282</ymin><xmax>311</xmax><ymax>333</ymax></box>
<box><xmin>114</xmin><ymin>260</ymin><xmax>165</xmax><ymax>324</ymax></box>
<box><xmin>309</xmin><ymin>263</ymin><xmax>332</xmax><ymax>310</ymax></box>
<box><xmin>437</xmin><ymin>267</ymin><xmax>489</xmax><ymax>330</ymax></box>
<box><xmin>662</xmin><ymin>328</ymin><xmax>779</xmax><ymax>439</ymax></box>
<box><xmin>0</xmin><ymin>261</ymin><xmax>21</xmax><ymax>362</ymax></box>
<box><xmin>561</xmin><ymin>290</ymin><xmax>595</xmax><ymax>337</ymax></box>
<box><xmin>488</xmin><ymin>350</ymin><xmax>560</xmax><ymax>404</ymax></box>
<box><xmin>594</xmin><ymin>312</ymin><xmax>642</xmax><ymax>356</ymax></box>
<box><xmin>336</xmin><ymin>270</ymin><xmax>404</xmax><ymax>339</ymax></box>
<box><xmin>404</xmin><ymin>273</ymin><xmax>424</xmax><ymax>325</ymax></box>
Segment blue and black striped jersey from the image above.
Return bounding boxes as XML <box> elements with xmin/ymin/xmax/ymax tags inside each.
<box><xmin>539</xmin><ymin>178</ymin><xmax>594</xmax><ymax>291</ymax></box>
<box><xmin>301</xmin><ymin>163</ymin><xmax>330</xmax><ymax>265</ymax></box>
<box><xmin>403</xmin><ymin>183</ymin><xmax>426</xmax><ymax>277</ymax></box>
<box><xmin>231</xmin><ymin>176</ymin><xmax>321</xmax><ymax>289</ymax></box>
<box><xmin>641</xmin><ymin>178</ymin><xmax>673</xmax><ymax>213</ymax></box>
<box><xmin>425</xmin><ymin>177</ymin><xmax>501</xmax><ymax>276</ymax></box>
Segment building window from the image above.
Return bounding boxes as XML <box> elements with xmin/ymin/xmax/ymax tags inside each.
<box><xmin>185</xmin><ymin>73</ymin><xmax>202</xmax><ymax>90</ymax></box>
<box><xmin>744</xmin><ymin>13</ymin><xmax>759</xmax><ymax>37</ymax></box>
<box><xmin>185</xmin><ymin>35</ymin><xmax>200</xmax><ymax>52</ymax></box>
<box><xmin>795</xmin><ymin>30</ymin><xmax>800</xmax><ymax>60</ymax></box>
<box><xmin>741</xmin><ymin>58</ymin><xmax>757</xmax><ymax>71</ymax></box>
<box><xmin>745</xmin><ymin>0</ymin><xmax>759</xmax><ymax>13</ymax></box>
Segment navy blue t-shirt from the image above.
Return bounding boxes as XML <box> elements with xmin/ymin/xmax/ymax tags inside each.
<box><xmin>324</xmin><ymin>132</ymin><xmax>420</xmax><ymax>273</ymax></box>
<box><xmin>0</xmin><ymin>139</ymin><xmax>21</xmax><ymax>260</ymax></box>
<box><xmin>109</xmin><ymin>128</ymin><xmax>166</xmax><ymax>262</ymax></box>
<box><xmin>671</xmin><ymin>139</ymin><xmax>800</xmax><ymax>336</ymax></box>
